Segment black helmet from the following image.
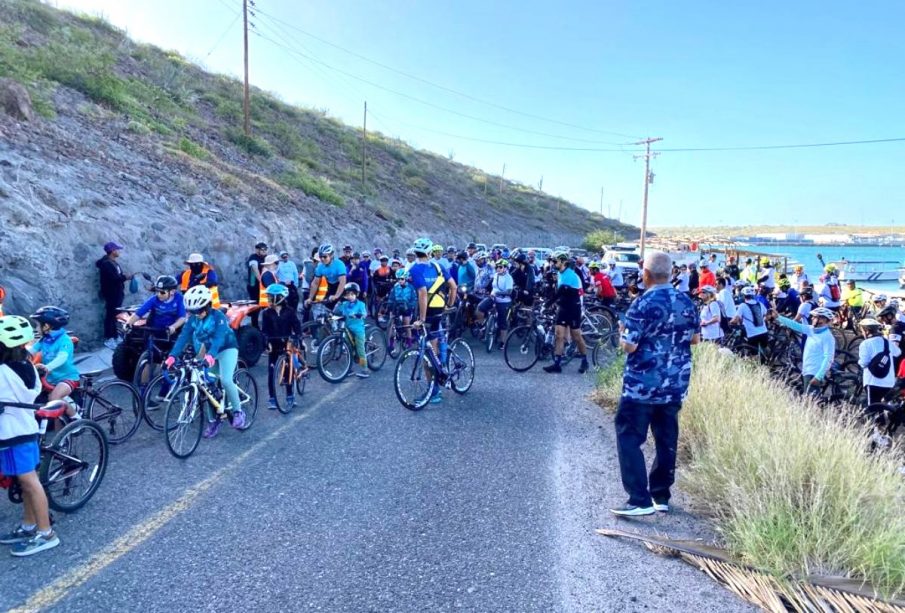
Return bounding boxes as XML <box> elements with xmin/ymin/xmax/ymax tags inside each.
<box><xmin>467</xmin><ymin>242</ymin><xmax>477</xmax><ymax>250</ymax></box>
<box><xmin>155</xmin><ymin>275</ymin><xmax>178</xmax><ymax>291</ymax></box>
<box><xmin>878</xmin><ymin>305</ymin><xmax>898</xmax><ymax>320</ymax></box>
<box><xmin>513</xmin><ymin>253</ymin><xmax>528</xmax><ymax>264</ymax></box>
<box><xmin>456</xmin><ymin>250</ymin><xmax>468</xmax><ymax>260</ymax></box>
<box><xmin>31</xmin><ymin>306</ymin><xmax>70</xmax><ymax>330</ymax></box>
<box><xmin>344</xmin><ymin>282</ymin><xmax>361</xmax><ymax>294</ymax></box>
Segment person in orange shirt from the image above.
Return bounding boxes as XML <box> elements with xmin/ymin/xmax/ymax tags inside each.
<box><xmin>0</xmin><ymin>285</ymin><xmax>6</xmax><ymax>317</ymax></box>
<box><xmin>697</xmin><ymin>262</ymin><xmax>716</xmax><ymax>294</ymax></box>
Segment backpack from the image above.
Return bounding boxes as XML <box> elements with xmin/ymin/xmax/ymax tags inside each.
<box><xmin>829</xmin><ymin>282</ymin><xmax>841</xmax><ymax>302</ymax></box>
<box><xmin>716</xmin><ymin>300</ymin><xmax>732</xmax><ymax>333</ymax></box>
<box><xmin>867</xmin><ymin>338</ymin><xmax>892</xmax><ymax>379</ymax></box>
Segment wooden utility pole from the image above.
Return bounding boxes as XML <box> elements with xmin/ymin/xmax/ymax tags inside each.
<box><xmin>242</xmin><ymin>0</ymin><xmax>250</xmax><ymax>137</ymax></box>
<box><xmin>599</xmin><ymin>186</ymin><xmax>604</xmax><ymax>216</ymax></box>
<box><xmin>634</xmin><ymin>137</ymin><xmax>662</xmax><ymax>259</ymax></box>
<box><xmin>361</xmin><ymin>101</ymin><xmax>367</xmax><ymax>186</ymax></box>
<box><xmin>499</xmin><ymin>163</ymin><xmax>506</xmax><ymax>194</ymax></box>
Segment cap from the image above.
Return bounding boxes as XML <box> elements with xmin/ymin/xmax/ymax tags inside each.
<box><xmin>185</xmin><ymin>253</ymin><xmax>204</xmax><ymax>264</ymax></box>
<box><xmin>255</xmin><ymin>242</ymin><xmax>268</xmax><ymax>250</ymax></box>
<box><xmin>104</xmin><ymin>241</ymin><xmax>124</xmax><ymax>254</ymax></box>
<box><xmin>279</xmin><ymin>250</ymin><xmax>289</xmax><ymax>257</ymax></box>
<box><xmin>263</xmin><ymin>254</ymin><xmax>280</xmax><ymax>266</ymax></box>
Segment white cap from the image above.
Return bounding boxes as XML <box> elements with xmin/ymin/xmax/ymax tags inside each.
<box><xmin>185</xmin><ymin>253</ymin><xmax>204</xmax><ymax>264</ymax></box>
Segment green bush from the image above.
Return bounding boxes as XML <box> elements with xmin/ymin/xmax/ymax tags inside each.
<box><xmin>404</xmin><ymin>175</ymin><xmax>430</xmax><ymax>193</ymax></box>
<box><xmin>280</xmin><ymin>167</ymin><xmax>343</xmax><ymax>207</ymax></box>
<box><xmin>582</xmin><ymin>229</ymin><xmax>624</xmax><ymax>252</ymax></box>
<box><xmin>177</xmin><ymin>136</ymin><xmax>209</xmax><ymax>160</ymax></box>
<box><xmin>225</xmin><ymin>128</ymin><xmax>272</xmax><ymax>157</ymax></box>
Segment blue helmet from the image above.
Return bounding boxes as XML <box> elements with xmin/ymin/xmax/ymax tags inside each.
<box><xmin>318</xmin><ymin>243</ymin><xmax>335</xmax><ymax>258</ymax></box>
<box><xmin>395</xmin><ymin>269</ymin><xmax>408</xmax><ymax>280</ymax></box>
<box><xmin>412</xmin><ymin>238</ymin><xmax>433</xmax><ymax>255</ymax></box>
<box><xmin>265</xmin><ymin>283</ymin><xmax>289</xmax><ymax>305</ymax></box>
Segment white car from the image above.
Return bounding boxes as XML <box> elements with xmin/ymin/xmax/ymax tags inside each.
<box><xmin>604</xmin><ymin>250</ymin><xmax>642</xmax><ymax>276</ymax></box>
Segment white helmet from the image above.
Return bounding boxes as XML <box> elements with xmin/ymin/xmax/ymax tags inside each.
<box><xmin>741</xmin><ymin>286</ymin><xmax>756</xmax><ymax>298</ymax></box>
<box><xmin>873</xmin><ymin>294</ymin><xmax>888</xmax><ymax>303</ymax></box>
<box><xmin>184</xmin><ymin>285</ymin><xmax>213</xmax><ymax>311</ymax></box>
<box><xmin>810</xmin><ymin>307</ymin><xmax>835</xmax><ymax>321</ymax></box>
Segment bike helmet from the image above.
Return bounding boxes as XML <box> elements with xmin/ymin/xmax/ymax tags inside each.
<box><xmin>873</xmin><ymin>294</ymin><xmax>888</xmax><ymax>303</ymax></box>
<box><xmin>0</xmin><ymin>315</ymin><xmax>34</xmax><ymax>348</ymax></box>
<box><xmin>395</xmin><ymin>269</ymin><xmax>409</xmax><ymax>280</ymax></box>
<box><xmin>778</xmin><ymin>278</ymin><xmax>791</xmax><ymax>290</ymax></box>
<box><xmin>30</xmin><ymin>306</ymin><xmax>69</xmax><ymax>329</ymax></box>
<box><xmin>878</xmin><ymin>305</ymin><xmax>897</xmax><ymax>320</ymax></box>
<box><xmin>361</xmin><ymin>251</ymin><xmax>371</xmax><ymax>258</ymax></box>
<box><xmin>824</xmin><ymin>263</ymin><xmax>837</xmax><ymax>273</ymax></box>
<box><xmin>379</xmin><ymin>255</ymin><xmax>389</xmax><ymax>262</ymax></box>
<box><xmin>793</xmin><ymin>264</ymin><xmax>804</xmax><ymax>271</ymax></box>
<box><xmin>430</xmin><ymin>243</ymin><xmax>443</xmax><ymax>254</ymax></box>
<box><xmin>412</xmin><ymin>238</ymin><xmax>433</xmax><ymax>255</ymax></box>
<box><xmin>456</xmin><ymin>250</ymin><xmax>468</xmax><ymax>260</ymax></box>
<box><xmin>495</xmin><ymin>259</ymin><xmax>509</xmax><ymax>268</ymax></box>
<box><xmin>810</xmin><ymin>307</ymin><xmax>835</xmax><ymax>321</ymax></box>
<box><xmin>265</xmin><ymin>283</ymin><xmax>289</xmax><ymax>305</ymax></box>
<box><xmin>352</xmin><ymin>251</ymin><xmax>361</xmax><ymax>259</ymax></box>
<box><xmin>553</xmin><ymin>250</ymin><xmax>569</xmax><ymax>262</ymax></box>
<box><xmin>405</xmin><ymin>247</ymin><xmax>417</xmax><ymax>257</ymax></box>
<box><xmin>741</xmin><ymin>286</ymin><xmax>757</xmax><ymax>298</ymax></box>
<box><xmin>587</xmin><ymin>261</ymin><xmax>599</xmax><ymax>270</ymax></box>
<box><xmin>154</xmin><ymin>275</ymin><xmax>178</xmax><ymax>291</ymax></box>
<box><xmin>318</xmin><ymin>243</ymin><xmax>335</xmax><ymax>258</ymax></box>
<box><xmin>183</xmin><ymin>285</ymin><xmax>213</xmax><ymax>312</ymax></box>
<box><xmin>344</xmin><ymin>282</ymin><xmax>360</xmax><ymax>295</ymax></box>
<box><xmin>446</xmin><ymin>246</ymin><xmax>456</xmax><ymax>254</ymax></box>
<box><xmin>858</xmin><ymin>317</ymin><xmax>882</xmax><ymax>330</ymax></box>
<box><xmin>343</xmin><ymin>244</ymin><xmax>353</xmax><ymax>251</ymax></box>
<box><xmin>800</xmin><ymin>288</ymin><xmax>813</xmax><ymax>298</ymax></box>
<box><xmin>467</xmin><ymin>242</ymin><xmax>477</xmax><ymax>250</ymax></box>
<box><xmin>760</xmin><ymin>257</ymin><xmax>770</xmax><ymax>266</ymax></box>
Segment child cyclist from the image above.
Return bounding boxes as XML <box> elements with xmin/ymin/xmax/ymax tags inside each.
<box><xmin>0</xmin><ymin>315</ymin><xmax>60</xmax><ymax>556</ymax></box>
<box><xmin>261</xmin><ymin>284</ymin><xmax>301</xmax><ymax>411</ymax></box>
<box><xmin>388</xmin><ymin>269</ymin><xmax>417</xmax><ymax>347</ymax></box>
<box><xmin>164</xmin><ymin>285</ymin><xmax>245</xmax><ymax>438</ymax></box>
<box><xmin>333</xmin><ymin>282</ymin><xmax>369</xmax><ymax>379</ymax></box>
<box><xmin>29</xmin><ymin>307</ymin><xmax>80</xmax><ymax>419</ymax></box>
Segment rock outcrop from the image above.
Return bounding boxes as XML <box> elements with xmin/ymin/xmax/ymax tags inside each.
<box><xmin>0</xmin><ymin>78</ymin><xmax>34</xmax><ymax>122</ymax></box>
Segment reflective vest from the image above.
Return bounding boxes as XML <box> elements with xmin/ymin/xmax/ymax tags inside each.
<box><xmin>180</xmin><ymin>265</ymin><xmax>220</xmax><ymax>309</ymax></box>
<box><xmin>314</xmin><ymin>276</ymin><xmax>329</xmax><ymax>302</ymax></box>
<box><xmin>258</xmin><ymin>269</ymin><xmax>275</xmax><ymax>307</ymax></box>
<box><xmin>427</xmin><ymin>261</ymin><xmax>448</xmax><ymax>309</ymax></box>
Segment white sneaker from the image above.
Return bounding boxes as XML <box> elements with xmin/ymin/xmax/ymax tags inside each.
<box><xmin>103</xmin><ymin>339</ymin><xmax>117</xmax><ymax>350</ymax></box>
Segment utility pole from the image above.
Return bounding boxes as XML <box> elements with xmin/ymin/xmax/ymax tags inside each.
<box><xmin>599</xmin><ymin>186</ymin><xmax>604</xmax><ymax>216</ymax></box>
<box><xmin>618</xmin><ymin>199</ymin><xmax>623</xmax><ymax>221</ymax></box>
<box><xmin>361</xmin><ymin>101</ymin><xmax>367</xmax><ymax>186</ymax></box>
<box><xmin>499</xmin><ymin>163</ymin><xmax>506</xmax><ymax>194</ymax></box>
<box><xmin>539</xmin><ymin>176</ymin><xmax>543</xmax><ymax>191</ymax></box>
<box><xmin>634</xmin><ymin>137</ymin><xmax>662</xmax><ymax>259</ymax></box>
<box><xmin>242</xmin><ymin>0</ymin><xmax>251</xmax><ymax>137</ymax></box>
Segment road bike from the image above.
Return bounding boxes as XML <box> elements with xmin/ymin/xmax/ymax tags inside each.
<box><xmin>394</xmin><ymin>318</ymin><xmax>475</xmax><ymax>410</ymax></box>
<box><xmin>0</xmin><ymin>400</ymin><xmax>109</xmax><ymax>512</ymax></box>
<box><xmin>162</xmin><ymin>358</ymin><xmax>259</xmax><ymax>459</ymax></box>
<box><xmin>503</xmin><ymin>306</ymin><xmax>599</xmax><ymax>372</ymax></box>
<box><xmin>316</xmin><ymin>316</ymin><xmax>388</xmax><ymax>383</ymax></box>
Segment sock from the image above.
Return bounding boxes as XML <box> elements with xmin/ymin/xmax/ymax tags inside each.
<box><xmin>37</xmin><ymin>528</ymin><xmax>52</xmax><ymax>537</ymax></box>
<box><xmin>21</xmin><ymin>523</ymin><xmax>36</xmax><ymax>532</ymax></box>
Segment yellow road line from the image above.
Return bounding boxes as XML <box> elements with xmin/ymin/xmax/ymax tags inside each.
<box><xmin>11</xmin><ymin>386</ymin><xmax>343</xmax><ymax>613</ymax></box>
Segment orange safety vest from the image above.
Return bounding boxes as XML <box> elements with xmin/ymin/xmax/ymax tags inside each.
<box><xmin>259</xmin><ymin>269</ymin><xmax>277</xmax><ymax>307</ymax></box>
<box><xmin>181</xmin><ymin>265</ymin><xmax>221</xmax><ymax>309</ymax></box>
<box><xmin>313</xmin><ymin>276</ymin><xmax>329</xmax><ymax>302</ymax></box>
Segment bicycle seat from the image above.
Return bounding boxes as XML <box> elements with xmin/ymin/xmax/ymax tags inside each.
<box><xmin>35</xmin><ymin>400</ymin><xmax>68</xmax><ymax>420</ymax></box>
<box><xmin>79</xmin><ymin>368</ymin><xmax>106</xmax><ymax>379</ymax></box>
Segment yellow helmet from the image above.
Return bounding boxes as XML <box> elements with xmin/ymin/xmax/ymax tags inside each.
<box><xmin>824</xmin><ymin>263</ymin><xmax>837</xmax><ymax>273</ymax></box>
<box><xmin>760</xmin><ymin>257</ymin><xmax>770</xmax><ymax>266</ymax></box>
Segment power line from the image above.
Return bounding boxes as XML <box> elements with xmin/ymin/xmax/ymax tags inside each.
<box><xmin>658</xmin><ymin>137</ymin><xmax>905</xmax><ymax>152</ymax></box>
<box><xmin>205</xmin><ymin>11</ymin><xmax>241</xmax><ymax>58</ymax></box>
<box><xmin>252</xmin><ymin>13</ymin><xmax>630</xmax><ymax>146</ymax></box>
<box><xmin>251</xmin><ymin>6</ymin><xmax>640</xmax><ymax>140</ymax></box>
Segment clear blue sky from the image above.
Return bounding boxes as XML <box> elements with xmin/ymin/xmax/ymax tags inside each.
<box><xmin>53</xmin><ymin>0</ymin><xmax>905</xmax><ymax>227</ymax></box>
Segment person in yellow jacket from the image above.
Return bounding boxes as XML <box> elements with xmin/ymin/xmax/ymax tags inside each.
<box><xmin>842</xmin><ymin>279</ymin><xmax>864</xmax><ymax>318</ymax></box>
<box><xmin>180</xmin><ymin>253</ymin><xmax>220</xmax><ymax>309</ymax></box>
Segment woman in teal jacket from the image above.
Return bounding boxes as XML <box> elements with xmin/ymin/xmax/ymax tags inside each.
<box><xmin>165</xmin><ymin>285</ymin><xmax>244</xmax><ymax>438</ymax></box>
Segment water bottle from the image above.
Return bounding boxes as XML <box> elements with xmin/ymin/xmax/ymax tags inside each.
<box><xmin>439</xmin><ymin>336</ymin><xmax>448</xmax><ymax>365</ymax></box>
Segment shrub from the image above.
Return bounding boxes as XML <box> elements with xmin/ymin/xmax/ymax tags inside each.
<box><xmin>225</xmin><ymin>128</ymin><xmax>272</xmax><ymax>157</ymax></box>
<box><xmin>404</xmin><ymin>175</ymin><xmax>430</xmax><ymax>193</ymax></box>
<box><xmin>177</xmin><ymin>136</ymin><xmax>209</xmax><ymax>160</ymax></box>
<box><xmin>596</xmin><ymin>343</ymin><xmax>905</xmax><ymax>596</ymax></box>
<box><xmin>582</xmin><ymin>229</ymin><xmax>624</xmax><ymax>252</ymax></box>
<box><xmin>280</xmin><ymin>167</ymin><xmax>343</xmax><ymax>207</ymax></box>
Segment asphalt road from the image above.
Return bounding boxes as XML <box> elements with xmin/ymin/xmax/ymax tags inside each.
<box><xmin>0</xmin><ymin>342</ymin><xmax>751</xmax><ymax>612</ymax></box>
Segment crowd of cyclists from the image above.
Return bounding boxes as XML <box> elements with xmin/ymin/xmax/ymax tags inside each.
<box><xmin>2</xmin><ymin>238</ymin><xmax>904</xmax><ymax>557</ymax></box>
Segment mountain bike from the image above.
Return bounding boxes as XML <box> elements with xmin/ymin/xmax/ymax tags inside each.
<box><xmin>0</xmin><ymin>400</ymin><xmax>109</xmax><ymax>512</ymax></box>
<box><xmin>52</xmin><ymin>368</ymin><xmax>141</xmax><ymax>445</ymax></box>
<box><xmin>131</xmin><ymin>328</ymin><xmax>175</xmax><ymax>392</ymax></box>
<box><xmin>270</xmin><ymin>336</ymin><xmax>310</xmax><ymax>414</ymax></box>
<box><xmin>394</xmin><ymin>317</ymin><xmax>475</xmax><ymax>410</ymax></box>
<box><xmin>316</xmin><ymin>316</ymin><xmax>388</xmax><ymax>383</ymax></box>
<box><xmin>162</xmin><ymin>358</ymin><xmax>259</xmax><ymax>459</ymax></box>
<box><xmin>299</xmin><ymin>301</ymin><xmax>335</xmax><ymax>358</ymax></box>
<box><xmin>387</xmin><ymin>313</ymin><xmax>420</xmax><ymax>360</ymax></box>
<box><xmin>502</xmin><ymin>306</ymin><xmax>588</xmax><ymax>372</ymax></box>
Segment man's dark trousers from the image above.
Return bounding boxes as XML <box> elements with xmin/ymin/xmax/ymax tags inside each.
<box><xmin>615</xmin><ymin>398</ymin><xmax>681</xmax><ymax>507</ymax></box>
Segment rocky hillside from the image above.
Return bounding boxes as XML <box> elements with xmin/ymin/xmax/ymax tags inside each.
<box><xmin>0</xmin><ymin>0</ymin><xmax>637</xmax><ymax>343</ymax></box>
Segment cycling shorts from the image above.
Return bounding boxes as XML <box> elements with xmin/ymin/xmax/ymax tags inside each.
<box><xmin>425</xmin><ymin>307</ymin><xmax>445</xmax><ymax>333</ymax></box>
<box><xmin>555</xmin><ymin>305</ymin><xmax>581</xmax><ymax>329</ymax></box>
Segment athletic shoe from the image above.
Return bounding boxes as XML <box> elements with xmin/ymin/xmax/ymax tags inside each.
<box><xmin>354</xmin><ymin>370</ymin><xmax>370</xmax><ymax>379</ymax></box>
<box><xmin>578</xmin><ymin>360</ymin><xmax>589</xmax><ymax>374</ymax></box>
<box><xmin>10</xmin><ymin>531</ymin><xmax>60</xmax><ymax>557</ymax></box>
<box><xmin>430</xmin><ymin>390</ymin><xmax>443</xmax><ymax>404</ymax></box>
<box><xmin>268</xmin><ymin>398</ymin><xmax>278</xmax><ymax>411</ymax></box>
<box><xmin>653</xmin><ymin>501</ymin><xmax>670</xmax><ymax>513</ymax></box>
<box><xmin>543</xmin><ymin>363</ymin><xmax>562</xmax><ymax>374</ymax></box>
<box><xmin>231</xmin><ymin>410</ymin><xmax>247</xmax><ymax>429</ymax></box>
<box><xmin>0</xmin><ymin>525</ymin><xmax>35</xmax><ymax>545</ymax></box>
<box><xmin>103</xmin><ymin>338</ymin><xmax>117</xmax><ymax>350</ymax></box>
<box><xmin>609</xmin><ymin>504</ymin><xmax>655</xmax><ymax>517</ymax></box>
<box><xmin>286</xmin><ymin>395</ymin><xmax>295</xmax><ymax>409</ymax></box>
<box><xmin>203</xmin><ymin>420</ymin><xmax>221</xmax><ymax>439</ymax></box>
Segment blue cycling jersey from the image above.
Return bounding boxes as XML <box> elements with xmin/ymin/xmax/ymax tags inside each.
<box><xmin>136</xmin><ymin>293</ymin><xmax>186</xmax><ymax>329</ymax></box>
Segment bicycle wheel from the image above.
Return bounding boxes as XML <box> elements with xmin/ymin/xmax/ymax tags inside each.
<box><xmin>503</xmin><ymin>325</ymin><xmax>541</xmax><ymax>372</ymax></box>
<box><xmin>299</xmin><ymin>320</ymin><xmax>329</xmax><ymax>357</ymax></box>
<box><xmin>447</xmin><ymin>338</ymin><xmax>475</xmax><ymax>394</ymax></box>
<box><xmin>85</xmin><ymin>380</ymin><xmax>142</xmax><ymax>445</ymax></box>
<box><xmin>375</xmin><ymin>298</ymin><xmax>390</xmax><ymax>330</ymax></box>
<box><xmin>39</xmin><ymin>419</ymin><xmax>109</xmax><ymax>512</ymax></box>
<box><xmin>273</xmin><ymin>354</ymin><xmax>294</xmax><ymax>414</ymax></box>
<box><xmin>485</xmin><ymin>313</ymin><xmax>497</xmax><ymax>353</ymax></box>
<box><xmin>317</xmin><ymin>334</ymin><xmax>352</xmax><ymax>383</ymax></box>
<box><xmin>387</xmin><ymin>324</ymin><xmax>403</xmax><ymax>360</ymax></box>
<box><xmin>132</xmin><ymin>350</ymin><xmax>160</xmax><ymax>392</ymax></box>
<box><xmin>233</xmin><ymin>368</ymin><xmax>259</xmax><ymax>427</ymax></box>
<box><xmin>141</xmin><ymin>373</ymin><xmax>179</xmax><ymax>432</ymax></box>
<box><xmin>592</xmin><ymin>332</ymin><xmax>620</xmax><ymax>369</ymax></box>
<box><xmin>366</xmin><ymin>327</ymin><xmax>388</xmax><ymax>371</ymax></box>
<box><xmin>394</xmin><ymin>349</ymin><xmax>435</xmax><ymax>410</ymax></box>
<box><xmin>846</xmin><ymin>334</ymin><xmax>864</xmax><ymax>354</ymax></box>
<box><xmin>295</xmin><ymin>348</ymin><xmax>309</xmax><ymax>398</ymax></box>
<box><xmin>164</xmin><ymin>385</ymin><xmax>203</xmax><ymax>459</ymax></box>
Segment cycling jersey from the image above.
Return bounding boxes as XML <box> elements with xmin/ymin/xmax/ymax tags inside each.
<box><xmin>171</xmin><ymin>309</ymin><xmax>237</xmax><ymax>359</ymax></box>
<box><xmin>333</xmin><ymin>299</ymin><xmax>367</xmax><ymax>333</ymax></box>
<box><xmin>777</xmin><ymin>316</ymin><xmax>834</xmax><ymax>378</ymax></box>
<box><xmin>410</xmin><ymin>260</ymin><xmax>450</xmax><ymax>309</ymax></box>
<box><xmin>457</xmin><ymin>259</ymin><xmax>478</xmax><ymax>290</ymax></box>
<box><xmin>135</xmin><ymin>292</ymin><xmax>186</xmax><ymax>329</ymax></box>
<box><xmin>314</xmin><ymin>258</ymin><xmax>347</xmax><ymax>299</ymax></box>
<box><xmin>490</xmin><ymin>272</ymin><xmax>513</xmax><ymax>304</ymax></box>
<box><xmin>388</xmin><ymin>284</ymin><xmax>417</xmax><ymax>313</ymax></box>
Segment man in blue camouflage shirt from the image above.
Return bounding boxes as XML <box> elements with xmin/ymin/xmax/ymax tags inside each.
<box><xmin>611</xmin><ymin>250</ymin><xmax>700</xmax><ymax>517</ymax></box>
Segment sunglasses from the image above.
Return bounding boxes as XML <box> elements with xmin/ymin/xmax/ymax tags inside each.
<box><xmin>319</xmin><ymin>255</ymin><xmax>330</xmax><ymax>260</ymax></box>
<box><xmin>156</xmin><ymin>290</ymin><xmax>170</xmax><ymax>295</ymax></box>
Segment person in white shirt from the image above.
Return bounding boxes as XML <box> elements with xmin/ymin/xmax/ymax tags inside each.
<box><xmin>731</xmin><ymin>286</ymin><xmax>769</xmax><ymax>352</ymax></box>
<box><xmin>716</xmin><ymin>277</ymin><xmax>736</xmax><ymax>319</ymax></box>
<box><xmin>758</xmin><ymin>259</ymin><xmax>776</xmax><ymax>290</ymax></box>
<box><xmin>608</xmin><ymin>263</ymin><xmax>624</xmax><ymax>290</ymax></box>
<box><xmin>789</xmin><ymin>265</ymin><xmax>808</xmax><ymax>291</ymax></box>
<box><xmin>795</xmin><ymin>289</ymin><xmax>817</xmax><ymax>323</ymax></box>
<box><xmin>699</xmin><ymin>285</ymin><xmax>723</xmax><ymax>341</ymax></box>
<box><xmin>857</xmin><ymin>318</ymin><xmax>900</xmax><ymax>405</ymax></box>
<box><xmin>674</xmin><ymin>265</ymin><xmax>690</xmax><ymax>293</ymax></box>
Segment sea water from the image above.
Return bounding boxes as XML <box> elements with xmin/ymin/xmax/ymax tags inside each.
<box><xmin>743</xmin><ymin>244</ymin><xmax>904</xmax><ymax>293</ymax></box>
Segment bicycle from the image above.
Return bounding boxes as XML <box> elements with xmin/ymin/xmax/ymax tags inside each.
<box><xmin>47</xmin><ymin>367</ymin><xmax>142</xmax><ymax>445</ymax></box>
<box><xmin>131</xmin><ymin>327</ymin><xmax>176</xmax><ymax>393</ymax></box>
<box><xmin>386</xmin><ymin>312</ymin><xmax>421</xmax><ymax>360</ymax></box>
<box><xmin>394</xmin><ymin>317</ymin><xmax>475</xmax><ymax>410</ymax></box>
<box><xmin>162</xmin><ymin>357</ymin><xmax>259</xmax><ymax>459</ymax></box>
<box><xmin>298</xmin><ymin>301</ymin><xmax>334</xmax><ymax>358</ymax></box>
<box><xmin>316</xmin><ymin>316</ymin><xmax>388</xmax><ymax>383</ymax></box>
<box><xmin>502</xmin><ymin>306</ymin><xmax>589</xmax><ymax>372</ymax></box>
<box><xmin>0</xmin><ymin>400</ymin><xmax>109</xmax><ymax>512</ymax></box>
<box><xmin>270</xmin><ymin>336</ymin><xmax>310</xmax><ymax>414</ymax></box>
